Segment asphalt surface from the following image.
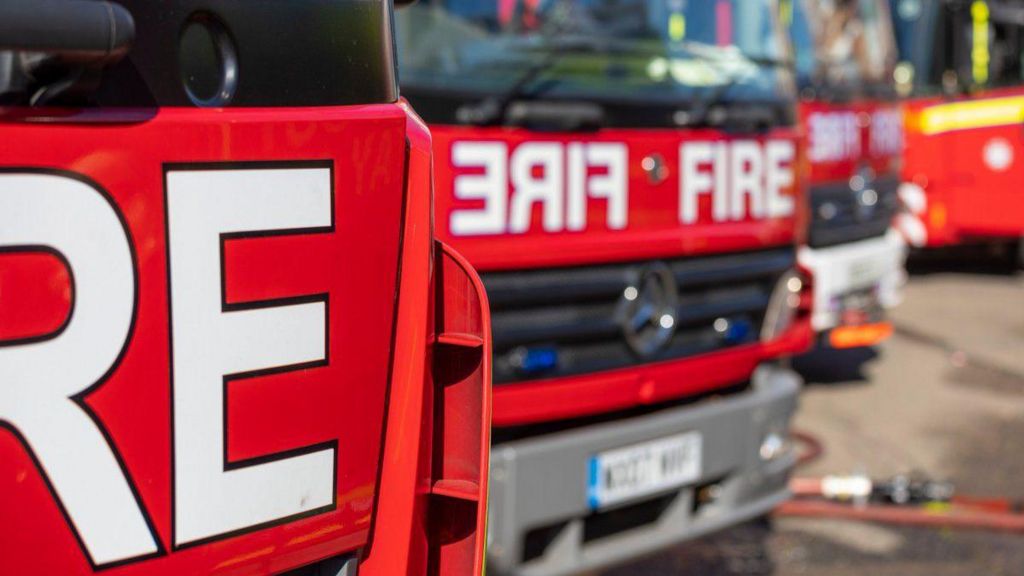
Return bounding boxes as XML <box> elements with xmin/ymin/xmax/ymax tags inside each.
<box><xmin>598</xmin><ymin>253</ymin><xmax>1024</xmax><ymax>575</ymax></box>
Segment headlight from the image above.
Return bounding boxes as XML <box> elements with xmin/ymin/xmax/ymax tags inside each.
<box><xmin>761</xmin><ymin>269</ymin><xmax>802</xmax><ymax>342</ymax></box>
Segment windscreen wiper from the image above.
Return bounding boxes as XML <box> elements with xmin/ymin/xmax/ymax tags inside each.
<box><xmin>457</xmin><ymin>35</ymin><xmax>615</xmax><ymax>126</ymax></box>
<box><xmin>681</xmin><ymin>48</ymin><xmax>793</xmax><ymax>129</ymax></box>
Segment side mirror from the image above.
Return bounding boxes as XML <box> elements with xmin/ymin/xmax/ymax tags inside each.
<box><xmin>0</xmin><ymin>0</ymin><xmax>134</xmax><ymax>105</ymax></box>
<box><xmin>0</xmin><ymin>0</ymin><xmax>134</xmax><ymax>62</ymax></box>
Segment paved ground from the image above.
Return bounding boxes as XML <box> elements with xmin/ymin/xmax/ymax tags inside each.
<box><xmin>601</xmin><ymin>253</ymin><xmax>1024</xmax><ymax>575</ymax></box>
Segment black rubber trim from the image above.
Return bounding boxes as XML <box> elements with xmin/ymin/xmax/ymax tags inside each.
<box><xmin>92</xmin><ymin>0</ymin><xmax>397</xmax><ymax>107</ymax></box>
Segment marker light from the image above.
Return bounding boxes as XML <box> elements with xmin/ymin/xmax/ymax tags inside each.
<box><xmin>509</xmin><ymin>346</ymin><xmax>559</xmax><ymax>375</ymax></box>
<box><xmin>829</xmin><ymin>322</ymin><xmax>894</xmax><ymax>349</ymax></box>
<box><xmin>786</xmin><ymin>276</ymin><xmax>803</xmax><ymax>294</ymax></box>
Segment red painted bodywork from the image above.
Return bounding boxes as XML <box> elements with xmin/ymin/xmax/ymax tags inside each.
<box><xmin>431</xmin><ymin>124</ymin><xmax>813</xmax><ymax>426</ymax></box>
<box><xmin>362</xmin><ymin>112</ymin><xmax>491</xmax><ymax>576</ymax></box>
<box><xmin>902</xmin><ymin>86</ymin><xmax>1024</xmax><ymax>247</ymax></box>
<box><xmin>491</xmin><ymin>323</ymin><xmax>812</xmax><ymax>427</ymax></box>
<box><xmin>0</xmin><ymin>103</ymin><xmax>491</xmax><ymax>575</ymax></box>
<box><xmin>0</xmin><ymin>250</ymin><xmax>72</xmax><ymax>342</ymax></box>
<box><xmin>798</xmin><ymin>99</ymin><xmax>902</xmax><ymax>186</ymax></box>
<box><xmin>432</xmin><ymin>125</ymin><xmax>802</xmax><ymax>271</ymax></box>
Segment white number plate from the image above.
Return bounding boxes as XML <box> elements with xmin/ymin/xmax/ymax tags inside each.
<box><xmin>587</xmin><ymin>432</ymin><xmax>702</xmax><ymax>509</ymax></box>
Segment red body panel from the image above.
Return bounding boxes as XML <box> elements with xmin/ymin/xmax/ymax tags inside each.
<box><xmin>0</xmin><ymin>250</ymin><xmax>72</xmax><ymax>342</ymax></box>
<box><xmin>491</xmin><ymin>323</ymin><xmax>812</xmax><ymax>427</ymax></box>
<box><xmin>432</xmin><ymin>125</ymin><xmax>802</xmax><ymax>271</ymax></box>
<box><xmin>361</xmin><ymin>110</ymin><xmax>492</xmax><ymax>576</ymax></box>
<box><xmin>430</xmin><ymin>124</ymin><xmax>812</xmax><ymax>426</ymax></box>
<box><xmin>799</xmin><ymin>99</ymin><xmax>903</xmax><ymax>186</ymax></box>
<box><xmin>0</xmin><ymin>105</ymin><xmax>411</xmax><ymax>575</ymax></box>
<box><xmin>902</xmin><ymin>86</ymin><xmax>1024</xmax><ymax>246</ymax></box>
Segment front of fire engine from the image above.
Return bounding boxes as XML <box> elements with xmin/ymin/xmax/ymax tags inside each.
<box><xmin>786</xmin><ymin>0</ymin><xmax>907</xmax><ymax>348</ymax></box>
<box><xmin>398</xmin><ymin>1</ymin><xmax>811</xmax><ymax>574</ymax></box>
<box><xmin>0</xmin><ymin>1</ymin><xmax>489</xmax><ymax>575</ymax></box>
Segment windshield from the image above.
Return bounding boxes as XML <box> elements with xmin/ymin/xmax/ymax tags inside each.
<box><xmin>786</xmin><ymin>0</ymin><xmax>898</xmax><ymax>90</ymax></box>
<box><xmin>892</xmin><ymin>0</ymin><xmax>1024</xmax><ymax>95</ymax></box>
<box><xmin>396</xmin><ymin>0</ymin><xmax>793</xmax><ymax>106</ymax></box>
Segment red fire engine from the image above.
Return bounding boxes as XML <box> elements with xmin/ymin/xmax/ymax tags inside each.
<box><xmin>893</xmin><ymin>0</ymin><xmax>1024</xmax><ymax>261</ymax></box>
<box><xmin>784</xmin><ymin>0</ymin><xmax>907</xmax><ymax>348</ymax></box>
<box><xmin>0</xmin><ymin>1</ymin><xmax>491</xmax><ymax>574</ymax></box>
<box><xmin>398</xmin><ymin>1</ymin><xmax>812</xmax><ymax>573</ymax></box>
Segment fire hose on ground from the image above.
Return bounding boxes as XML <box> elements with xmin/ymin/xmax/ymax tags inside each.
<box><xmin>775</xmin><ymin>429</ymin><xmax>1024</xmax><ymax>533</ymax></box>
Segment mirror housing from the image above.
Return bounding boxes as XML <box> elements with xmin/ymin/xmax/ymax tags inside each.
<box><xmin>0</xmin><ymin>0</ymin><xmax>134</xmax><ymax>61</ymax></box>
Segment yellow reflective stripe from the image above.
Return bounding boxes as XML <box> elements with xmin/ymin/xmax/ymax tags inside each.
<box><xmin>779</xmin><ymin>0</ymin><xmax>793</xmax><ymax>28</ymax></box>
<box><xmin>918</xmin><ymin>95</ymin><xmax>1024</xmax><ymax>135</ymax></box>
<box><xmin>972</xmin><ymin>0</ymin><xmax>990</xmax><ymax>85</ymax></box>
<box><xmin>669</xmin><ymin>12</ymin><xmax>686</xmax><ymax>41</ymax></box>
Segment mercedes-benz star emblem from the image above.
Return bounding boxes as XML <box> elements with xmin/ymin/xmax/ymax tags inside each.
<box><xmin>619</xmin><ymin>262</ymin><xmax>679</xmax><ymax>359</ymax></box>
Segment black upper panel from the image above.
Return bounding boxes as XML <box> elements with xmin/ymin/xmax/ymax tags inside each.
<box><xmin>402</xmin><ymin>88</ymin><xmax>796</xmax><ymax>131</ymax></box>
<box><xmin>93</xmin><ymin>0</ymin><xmax>397</xmax><ymax>107</ymax></box>
<box><xmin>807</xmin><ymin>175</ymin><xmax>899</xmax><ymax>248</ymax></box>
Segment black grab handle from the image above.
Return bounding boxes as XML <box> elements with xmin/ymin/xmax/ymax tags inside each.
<box><xmin>0</xmin><ymin>0</ymin><xmax>134</xmax><ymax>61</ymax></box>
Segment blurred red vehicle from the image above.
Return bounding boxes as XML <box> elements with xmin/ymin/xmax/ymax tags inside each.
<box><xmin>783</xmin><ymin>0</ymin><xmax>907</xmax><ymax>348</ymax></box>
<box><xmin>0</xmin><ymin>1</ymin><xmax>490</xmax><ymax>575</ymax></box>
<box><xmin>398</xmin><ymin>1</ymin><xmax>812</xmax><ymax>574</ymax></box>
<box><xmin>892</xmin><ymin>0</ymin><xmax>1024</xmax><ymax>260</ymax></box>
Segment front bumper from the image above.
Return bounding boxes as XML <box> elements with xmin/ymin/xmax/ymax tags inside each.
<box><xmin>798</xmin><ymin>229</ymin><xmax>908</xmax><ymax>333</ymax></box>
<box><xmin>487</xmin><ymin>364</ymin><xmax>801</xmax><ymax>576</ymax></box>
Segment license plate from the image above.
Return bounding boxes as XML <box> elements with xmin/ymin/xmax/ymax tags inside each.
<box><xmin>587</xmin><ymin>432</ymin><xmax>702</xmax><ymax>510</ymax></box>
